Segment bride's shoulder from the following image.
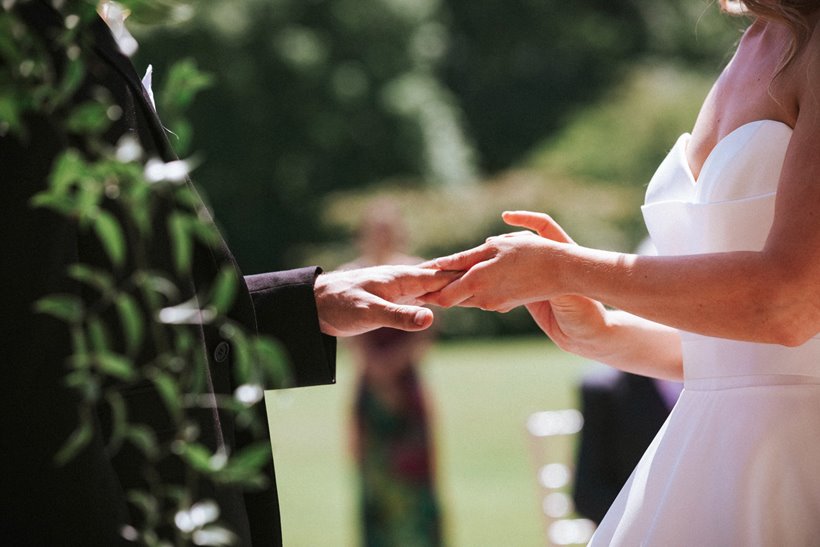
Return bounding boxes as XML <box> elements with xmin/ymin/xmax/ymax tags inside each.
<box><xmin>794</xmin><ymin>16</ymin><xmax>820</xmax><ymax>114</ymax></box>
<box><xmin>806</xmin><ymin>12</ymin><xmax>820</xmax><ymax>60</ymax></box>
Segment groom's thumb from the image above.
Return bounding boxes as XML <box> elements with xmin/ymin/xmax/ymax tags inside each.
<box><xmin>377</xmin><ymin>302</ymin><xmax>434</xmax><ymax>331</ymax></box>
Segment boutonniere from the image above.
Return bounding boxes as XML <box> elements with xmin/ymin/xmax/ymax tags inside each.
<box><xmin>98</xmin><ymin>1</ymin><xmax>138</xmax><ymax>57</ymax></box>
<box><xmin>98</xmin><ymin>2</ymin><xmax>155</xmax><ymax>109</ymax></box>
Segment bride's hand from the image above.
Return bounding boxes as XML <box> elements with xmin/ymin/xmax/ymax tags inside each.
<box><xmin>502</xmin><ymin>210</ymin><xmax>575</xmax><ymax>244</ymax></box>
<box><xmin>422</xmin><ymin>211</ymin><xmax>573</xmax><ymax>311</ymax></box>
<box><xmin>506</xmin><ymin>212</ymin><xmax>611</xmax><ymax>355</ymax></box>
<box><xmin>526</xmin><ymin>296</ymin><xmax>609</xmax><ymax>358</ymax></box>
<box><xmin>423</xmin><ymin>210</ymin><xmax>612</xmax><ymax>356</ymax></box>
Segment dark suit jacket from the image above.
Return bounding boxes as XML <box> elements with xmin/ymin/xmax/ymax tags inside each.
<box><xmin>1</xmin><ymin>3</ymin><xmax>335</xmax><ymax>545</ymax></box>
<box><xmin>572</xmin><ymin>371</ymin><xmax>675</xmax><ymax>524</ymax></box>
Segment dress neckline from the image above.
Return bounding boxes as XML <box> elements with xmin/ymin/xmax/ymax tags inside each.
<box><xmin>686</xmin><ymin>119</ymin><xmax>793</xmax><ymax>185</ymax></box>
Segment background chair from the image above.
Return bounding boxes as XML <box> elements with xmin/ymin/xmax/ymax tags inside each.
<box><xmin>526</xmin><ymin>409</ymin><xmax>596</xmax><ymax>546</ymax></box>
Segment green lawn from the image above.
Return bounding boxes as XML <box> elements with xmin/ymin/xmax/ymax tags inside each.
<box><xmin>266</xmin><ymin>336</ymin><xmax>595</xmax><ymax>546</ymax></box>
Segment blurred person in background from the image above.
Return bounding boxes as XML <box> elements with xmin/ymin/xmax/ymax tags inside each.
<box><xmin>423</xmin><ymin>1</ymin><xmax>820</xmax><ymax>544</ymax></box>
<box><xmin>573</xmin><ymin>369</ymin><xmax>681</xmax><ymax>524</ymax></box>
<box><xmin>343</xmin><ymin>200</ymin><xmax>443</xmax><ymax>547</ymax></box>
<box><xmin>573</xmin><ymin>239</ymin><xmax>682</xmax><ymax>524</ymax></box>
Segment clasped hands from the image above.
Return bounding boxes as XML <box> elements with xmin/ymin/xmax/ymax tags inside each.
<box><xmin>316</xmin><ymin>211</ymin><xmax>605</xmax><ymax>344</ymax></box>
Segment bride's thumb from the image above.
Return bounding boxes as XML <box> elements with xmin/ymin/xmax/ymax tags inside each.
<box><xmin>502</xmin><ymin>211</ymin><xmax>574</xmax><ymax>243</ymax></box>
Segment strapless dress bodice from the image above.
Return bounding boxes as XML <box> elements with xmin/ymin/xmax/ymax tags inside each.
<box><xmin>640</xmin><ymin>120</ymin><xmax>820</xmax><ymax>385</ymax></box>
<box><xmin>591</xmin><ymin>120</ymin><xmax>820</xmax><ymax>547</ymax></box>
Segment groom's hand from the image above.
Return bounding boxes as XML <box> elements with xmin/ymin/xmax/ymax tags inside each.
<box><xmin>314</xmin><ymin>265</ymin><xmax>459</xmax><ymax>337</ymax></box>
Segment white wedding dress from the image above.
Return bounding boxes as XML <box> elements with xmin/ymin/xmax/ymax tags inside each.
<box><xmin>589</xmin><ymin>120</ymin><xmax>820</xmax><ymax>546</ymax></box>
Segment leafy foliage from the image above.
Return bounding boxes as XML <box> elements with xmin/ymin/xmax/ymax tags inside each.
<box><xmin>2</xmin><ymin>2</ymin><xmax>289</xmax><ymax>544</ymax></box>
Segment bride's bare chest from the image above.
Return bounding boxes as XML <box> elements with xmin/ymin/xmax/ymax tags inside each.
<box><xmin>687</xmin><ymin>21</ymin><xmax>800</xmax><ymax>180</ymax></box>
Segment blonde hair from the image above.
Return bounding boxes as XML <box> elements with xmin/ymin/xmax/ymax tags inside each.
<box><xmin>720</xmin><ymin>1</ymin><xmax>819</xmax><ymax>70</ymax></box>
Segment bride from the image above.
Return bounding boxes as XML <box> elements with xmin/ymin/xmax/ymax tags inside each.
<box><xmin>424</xmin><ymin>1</ymin><xmax>820</xmax><ymax>544</ymax></box>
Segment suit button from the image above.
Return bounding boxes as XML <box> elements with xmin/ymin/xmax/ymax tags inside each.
<box><xmin>213</xmin><ymin>341</ymin><xmax>230</xmax><ymax>363</ymax></box>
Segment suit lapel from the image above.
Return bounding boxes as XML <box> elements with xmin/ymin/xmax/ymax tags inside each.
<box><xmin>90</xmin><ymin>17</ymin><xmax>178</xmax><ymax>162</ymax></box>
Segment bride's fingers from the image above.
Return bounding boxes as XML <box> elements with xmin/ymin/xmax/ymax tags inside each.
<box><xmin>502</xmin><ymin>210</ymin><xmax>574</xmax><ymax>244</ymax></box>
<box><xmin>433</xmin><ymin>245</ymin><xmax>496</xmax><ymax>271</ymax></box>
<box><xmin>485</xmin><ymin>230</ymin><xmax>531</xmax><ymax>242</ymax></box>
<box><xmin>423</xmin><ymin>276</ymin><xmax>475</xmax><ymax>308</ymax></box>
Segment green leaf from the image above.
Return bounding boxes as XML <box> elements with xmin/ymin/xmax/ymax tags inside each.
<box><xmin>126</xmin><ymin>425</ymin><xmax>159</xmax><ymax>460</ymax></box>
<box><xmin>93</xmin><ymin>210</ymin><xmax>126</xmax><ymax>268</ymax></box>
<box><xmin>180</xmin><ymin>443</ymin><xmax>215</xmax><ymax>474</ymax></box>
<box><xmin>188</xmin><ymin>216</ymin><xmax>221</xmax><ymax>247</ymax></box>
<box><xmin>149</xmin><ymin>369</ymin><xmax>182</xmax><ymax>424</ymax></box>
<box><xmin>209</xmin><ymin>267</ymin><xmax>237</xmax><ymax>314</ymax></box>
<box><xmin>135</xmin><ymin>271</ymin><xmax>180</xmax><ymax>303</ymax></box>
<box><xmin>95</xmin><ymin>352</ymin><xmax>136</xmax><ymax>381</ymax></box>
<box><xmin>87</xmin><ymin>315</ymin><xmax>110</xmax><ymax>352</ymax></box>
<box><xmin>33</xmin><ymin>294</ymin><xmax>84</xmax><ymax>324</ymax></box>
<box><xmin>105</xmin><ymin>391</ymin><xmax>128</xmax><ymax>454</ymax></box>
<box><xmin>126</xmin><ymin>489</ymin><xmax>160</xmax><ymax>524</ymax></box>
<box><xmin>225</xmin><ymin>326</ymin><xmax>252</xmax><ymax>385</ymax></box>
<box><xmin>0</xmin><ymin>18</ymin><xmax>23</xmax><ymax>66</ymax></box>
<box><xmin>168</xmin><ymin>212</ymin><xmax>193</xmax><ymax>274</ymax></box>
<box><xmin>65</xmin><ymin>101</ymin><xmax>110</xmax><ymax>134</ymax></box>
<box><xmin>50</xmin><ymin>149</ymin><xmax>86</xmax><ymax>193</ymax></box>
<box><xmin>64</xmin><ymin>370</ymin><xmax>99</xmax><ymax>402</ymax></box>
<box><xmin>226</xmin><ymin>441</ymin><xmax>271</xmax><ymax>474</ymax></box>
<box><xmin>170</xmin><ymin>119</ymin><xmax>194</xmax><ymax>156</ymax></box>
<box><xmin>187</xmin><ymin>348</ymin><xmax>208</xmax><ymax>395</ymax></box>
<box><xmin>0</xmin><ymin>92</ymin><xmax>23</xmax><ymax>136</ymax></box>
<box><xmin>70</xmin><ymin>324</ymin><xmax>89</xmax><ymax>359</ymax></box>
<box><xmin>52</xmin><ymin>57</ymin><xmax>86</xmax><ymax>108</ymax></box>
<box><xmin>68</xmin><ymin>263</ymin><xmax>116</xmax><ymax>295</ymax></box>
<box><xmin>29</xmin><ymin>192</ymin><xmax>75</xmax><ymax>215</ymax></box>
<box><xmin>54</xmin><ymin>418</ymin><xmax>93</xmax><ymax>466</ymax></box>
<box><xmin>65</xmin><ymin>370</ymin><xmax>91</xmax><ymax>389</ymax></box>
<box><xmin>115</xmin><ymin>293</ymin><xmax>144</xmax><ymax>355</ymax></box>
<box><xmin>126</xmin><ymin>181</ymin><xmax>153</xmax><ymax>236</ymax></box>
<box><xmin>160</xmin><ymin>58</ymin><xmax>214</xmax><ymax>114</ymax></box>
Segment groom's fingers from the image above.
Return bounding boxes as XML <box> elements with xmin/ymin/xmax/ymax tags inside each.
<box><xmin>354</xmin><ymin>293</ymin><xmax>435</xmax><ymax>332</ymax></box>
<box><xmin>502</xmin><ymin>210</ymin><xmax>574</xmax><ymax>243</ymax></box>
<box><xmin>377</xmin><ymin>301</ymin><xmax>435</xmax><ymax>331</ymax></box>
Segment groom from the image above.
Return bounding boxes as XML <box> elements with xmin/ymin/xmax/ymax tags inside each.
<box><xmin>2</xmin><ymin>2</ymin><xmax>453</xmax><ymax>545</ymax></box>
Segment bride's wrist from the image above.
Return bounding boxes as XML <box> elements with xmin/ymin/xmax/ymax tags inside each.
<box><xmin>549</xmin><ymin>242</ymin><xmax>584</xmax><ymax>298</ymax></box>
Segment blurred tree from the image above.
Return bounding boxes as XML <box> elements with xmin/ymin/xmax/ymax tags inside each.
<box><xmin>134</xmin><ymin>0</ymin><xmax>476</xmax><ymax>272</ymax></box>
<box><xmin>633</xmin><ymin>0</ymin><xmax>741</xmax><ymax>68</ymax></box>
<box><xmin>438</xmin><ymin>0</ymin><xmax>648</xmax><ymax>172</ymax></box>
<box><xmin>132</xmin><ymin>0</ymin><xmax>740</xmax><ymax>276</ymax></box>
<box><xmin>438</xmin><ymin>0</ymin><xmax>738</xmax><ymax>173</ymax></box>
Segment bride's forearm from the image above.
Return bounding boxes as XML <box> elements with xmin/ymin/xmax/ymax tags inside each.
<box><xmin>558</xmin><ymin>244</ymin><xmax>819</xmax><ymax>346</ymax></box>
<box><xmin>594</xmin><ymin>311</ymin><xmax>683</xmax><ymax>381</ymax></box>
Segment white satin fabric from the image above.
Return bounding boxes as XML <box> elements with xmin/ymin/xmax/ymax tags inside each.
<box><xmin>589</xmin><ymin>120</ymin><xmax>820</xmax><ymax>546</ymax></box>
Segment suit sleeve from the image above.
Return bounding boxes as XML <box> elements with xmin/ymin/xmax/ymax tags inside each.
<box><xmin>245</xmin><ymin>267</ymin><xmax>336</xmax><ymax>388</ymax></box>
